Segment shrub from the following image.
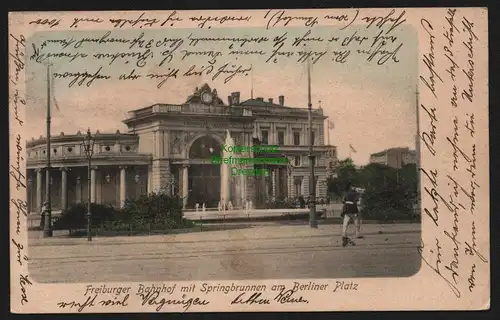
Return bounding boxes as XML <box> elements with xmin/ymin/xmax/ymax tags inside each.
<box><xmin>361</xmin><ymin>184</ymin><xmax>414</xmax><ymax>220</ymax></box>
<box><xmin>122</xmin><ymin>192</ymin><xmax>184</xmax><ymax>226</ymax></box>
<box><xmin>53</xmin><ymin>192</ymin><xmax>189</xmax><ymax>234</ymax></box>
<box><xmin>53</xmin><ymin>203</ymin><xmax>117</xmax><ymax>231</ymax></box>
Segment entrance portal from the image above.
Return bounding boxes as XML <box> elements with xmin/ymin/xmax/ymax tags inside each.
<box><xmin>188</xmin><ymin>136</ymin><xmax>221</xmax><ymax>208</ymax></box>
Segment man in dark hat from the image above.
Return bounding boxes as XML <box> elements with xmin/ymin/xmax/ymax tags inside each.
<box><xmin>341</xmin><ymin>184</ymin><xmax>360</xmax><ymax>247</ymax></box>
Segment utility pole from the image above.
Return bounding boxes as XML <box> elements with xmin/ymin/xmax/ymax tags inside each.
<box><xmin>307</xmin><ymin>59</ymin><xmax>318</xmax><ymax>229</ymax></box>
<box><xmin>43</xmin><ymin>60</ymin><xmax>53</xmax><ymax>237</ymax></box>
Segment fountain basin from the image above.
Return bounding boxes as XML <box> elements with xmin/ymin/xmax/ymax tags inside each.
<box><xmin>183</xmin><ymin>208</ymin><xmax>325</xmax><ymax>221</ymax></box>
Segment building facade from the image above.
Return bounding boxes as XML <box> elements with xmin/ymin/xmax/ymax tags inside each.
<box><xmin>26</xmin><ymin>84</ymin><xmax>333</xmax><ymax>213</ymax></box>
<box><xmin>369</xmin><ymin>147</ymin><xmax>417</xmax><ymax>169</ymax></box>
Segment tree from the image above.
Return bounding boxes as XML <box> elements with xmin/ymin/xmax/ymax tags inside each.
<box><xmin>357</xmin><ymin>163</ymin><xmax>396</xmax><ymax>189</ymax></box>
<box><xmin>358</xmin><ymin>163</ymin><xmax>418</xmax><ymax>220</ymax></box>
<box><xmin>398</xmin><ymin>163</ymin><xmax>418</xmax><ymax>203</ymax></box>
<box><xmin>327</xmin><ymin>158</ymin><xmax>359</xmax><ymax>197</ymax></box>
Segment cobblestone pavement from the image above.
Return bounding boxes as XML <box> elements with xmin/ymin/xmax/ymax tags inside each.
<box><xmin>28</xmin><ymin>223</ymin><xmax>421</xmax><ymax>283</ymax></box>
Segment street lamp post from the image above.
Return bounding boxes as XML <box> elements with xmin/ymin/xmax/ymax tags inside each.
<box><xmin>43</xmin><ymin>62</ymin><xmax>53</xmax><ymax>238</ymax></box>
<box><xmin>307</xmin><ymin>60</ymin><xmax>318</xmax><ymax>229</ymax></box>
<box><xmin>82</xmin><ymin>128</ymin><xmax>95</xmax><ymax>241</ymax></box>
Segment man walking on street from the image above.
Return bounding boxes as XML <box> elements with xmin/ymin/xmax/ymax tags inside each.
<box><xmin>341</xmin><ymin>185</ymin><xmax>361</xmax><ymax>247</ymax></box>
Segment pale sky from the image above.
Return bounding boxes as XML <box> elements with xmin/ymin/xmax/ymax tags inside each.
<box><xmin>25</xmin><ymin>25</ymin><xmax>418</xmax><ymax>165</ymax></box>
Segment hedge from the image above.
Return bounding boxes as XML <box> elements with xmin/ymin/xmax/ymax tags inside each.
<box><xmin>53</xmin><ymin>192</ymin><xmax>193</xmax><ymax>233</ymax></box>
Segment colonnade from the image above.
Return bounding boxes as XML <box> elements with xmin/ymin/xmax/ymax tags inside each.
<box><xmin>31</xmin><ymin>166</ymin><xmax>135</xmax><ymax>213</ymax></box>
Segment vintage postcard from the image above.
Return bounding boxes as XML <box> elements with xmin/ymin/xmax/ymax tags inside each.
<box><xmin>9</xmin><ymin>8</ymin><xmax>489</xmax><ymax>313</ymax></box>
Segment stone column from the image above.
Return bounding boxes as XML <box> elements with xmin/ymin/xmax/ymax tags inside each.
<box><xmin>262</xmin><ymin>167</ymin><xmax>267</xmax><ymax>200</ymax></box>
<box><xmin>147</xmin><ymin>165</ymin><xmax>152</xmax><ymax>195</ymax></box>
<box><xmin>276</xmin><ymin>168</ymin><xmax>281</xmax><ymax>199</ymax></box>
<box><xmin>36</xmin><ymin>168</ymin><xmax>43</xmax><ymax>213</ymax></box>
<box><xmin>301</xmin><ymin>176</ymin><xmax>307</xmax><ymax>197</ymax></box>
<box><xmin>119</xmin><ymin>166</ymin><xmax>127</xmax><ymax>208</ymax></box>
<box><xmin>182</xmin><ymin>165</ymin><xmax>189</xmax><ymax>209</ymax></box>
<box><xmin>239</xmin><ymin>172</ymin><xmax>246</xmax><ymax>208</ymax></box>
<box><xmin>287</xmin><ymin>174</ymin><xmax>293</xmax><ymax>198</ymax></box>
<box><xmin>60</xmin><ymin>167</ymin><xmax>68</xmax><ymax>211</ymax></box>
<box><xmin>76</xmin><ymin>176</ymin><xmax>82</xmax><ymax>204</ymax></box>
<box><xmin>271</xmin><ymin>168</ymin><xmax>277</xmax><ymax>199</ymax></box>
<box><xmin>90</xmin><ymin>166</ymin><xmax>97</xmax><ymax>203</ymax></box>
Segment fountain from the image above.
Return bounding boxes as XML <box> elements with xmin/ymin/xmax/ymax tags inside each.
<box><xmin>220</xmin><ymin>129</ymin><xmax>235</xmax><ymax>210</ymax></box>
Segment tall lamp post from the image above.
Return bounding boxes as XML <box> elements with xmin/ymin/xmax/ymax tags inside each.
<box><xmin>307</xmin><ymin>60</ymin><xmax>318</xmax><ymax>228</ymax></box>
<box><xmin>43</xmin><ymin>61</ymin><xmax>53</xmax><ymax>237</ymax></box>
<box><xmin>82</xmin><ymin>128</ymin><xmax>95</xmax><ymax>242</ymax></box>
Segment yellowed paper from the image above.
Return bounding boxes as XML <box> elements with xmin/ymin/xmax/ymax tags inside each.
<box><xmin>9</xmin><ymin>8</ymin><xmax>489</xmax><ymax>313</ymax></box>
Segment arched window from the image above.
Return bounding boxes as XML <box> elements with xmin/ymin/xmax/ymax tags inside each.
<box><xmin>189</xmin><ymin>136</ymin><xmax>221</xmax><ymax>159</ymax></box>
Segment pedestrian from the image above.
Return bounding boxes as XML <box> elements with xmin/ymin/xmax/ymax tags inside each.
<box><xmin>39</xmin><ymin>201</ymin><xmax>49</xmax><ymax>230</ymax></box>
<box><xmin>341</xmin><ymin>185</ymin><xmax>361</xmax><ymax>247</ymax></box>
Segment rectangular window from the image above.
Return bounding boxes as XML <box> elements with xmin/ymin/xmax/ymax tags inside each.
<box><xmin>261</xmin><ymin>130</ymin><xmax>269</xmax><ymax>144</ymax></box>
<box><xmin>295</xmin><ymin>180</ymin><xmax>302</xmax><ymax>196</ymax></box>
<box><xmin>278</xmin><ymin>131</ymin><xmax>285</xmax><ymax>145</ymax></box>
<box><xmin>293</xmin><ymin>132</ymin><xmax>300</xmax><ymax>146</ymax></box>
<box><xmin>294</xmin><ymin>156</ymin><xmax>301</xmax><ymax>167</ymax></box>
<box><xmin>311</xmin><ymin>131</ymin><xmax>316</xmax><ymax>145</ymax></box>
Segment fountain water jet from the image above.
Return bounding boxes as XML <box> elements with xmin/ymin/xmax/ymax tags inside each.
<box><xmin>220</xmin><ymin>130</ymin><xmax>235</xmax><ymax>210</ymax></box>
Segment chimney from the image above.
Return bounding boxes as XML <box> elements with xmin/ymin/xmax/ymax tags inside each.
<box><xmin>278</xmin><ymin>95</ymin><xmax>284</xmax><ymax>106</ymax></box>
<box><xmin>268</xmin><ymin>98</ymin><xmax>274</xmax><ymax>104</ymax></box>
<box><xmin>256</xmin><ymin>97</ymin><xmax>264</xmax><ymax>101</ymax></box>
<box><xmin>231</xmin><ymin>92</ymin><xmax>240</xmax><ymax>105</ymax></box>
<box><xmin>227</xmin><ymin>95</ymin><xmax>232</xmax><ymax>106</ymax></box>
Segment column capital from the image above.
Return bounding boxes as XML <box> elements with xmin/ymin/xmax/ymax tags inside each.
<box><xmin>59</xmin><ymin>166</ymin><xmax>69</xmax><ymax>172</ymax></box>
<box><xmin>35</xmin><ymin>168</ymin><xmax>43</xmax><ymax>173</ymax></box>
<box><xmin>119</xmin><ymin>165</ymin><xmax>128</xmax><ymax>170</ymax></box>
<box><xmin>181</xmin><ymin>164</ymin><xmax>190</xmax><ymax>169</ymax></box>
<box><xmin>91</xmin><ymin>165</ymin><xmax>98</xmax><ymax>170</ymax></box>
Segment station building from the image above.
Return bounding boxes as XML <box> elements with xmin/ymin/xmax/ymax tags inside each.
<box><xmin>26</xmin><ymin>84</ymin><xmax>337</xmax><ymax>213</ymax></box>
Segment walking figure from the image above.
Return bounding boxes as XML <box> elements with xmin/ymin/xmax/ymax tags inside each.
<box><xmin>202</xmin><ymin>203</ymin><xmax>206</xmax><ymax>212</ymax></box>
<box><xmin>195</xmin><ymin>203</ymin><xmax>200</xmax><ymax>212</ymax></box>
<box><xmin>341</xmin><ymin>185</ymin><xmax>361</xmax><ymax>247</ymax></box>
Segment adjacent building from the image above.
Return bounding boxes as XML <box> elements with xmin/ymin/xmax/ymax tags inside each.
<box><xmin>369</xmin><ymin>147</ymin><xmax>417</xmax><ymax>169</ymax></box>
<box><xmin>26</xmin><ymin>84</ymin><xmax>335</xmax><ymax>213</ymax></box>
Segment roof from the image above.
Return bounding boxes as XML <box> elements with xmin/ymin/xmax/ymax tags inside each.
<box><xmin>26</xmin><ymin>131</ymin><xmax>138</xmax><ymax>148</ymax></box>
<box><xmin>239</xmin><ymin>99</ymin><xmax>324</xmax><ymax>117</ymax></box>
<box><xmin>370</xmin><ymin>147</ymin><xmax>412</xmax><ymax>158</ymax></box>
<box><xmin>240</xmin><ymin>98</ymin><xmax>306</xmax><ymax>110</ymax></box>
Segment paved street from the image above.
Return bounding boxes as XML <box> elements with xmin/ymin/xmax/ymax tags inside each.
<box><xmin>28</xmin><ymin>223</ymin><xmax>421</xmax><ymax>283</ymax></box>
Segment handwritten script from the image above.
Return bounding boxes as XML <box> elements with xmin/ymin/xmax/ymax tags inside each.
<box><xmin>10</xmin><ymin>29</ymin><xmax>30</xmax><ymax>310</ymax></box>
<box><xmin>26</xmin><ymin>10</ymin><xmax>410</xmax><ymax>89</ymax></box>
<box><xmin>8</xmin><ymin>8</ymin><xmax>489</xmax><ymax>312</ymax></box>
<box><xmin>417</xmin><ymin>9</ymin><xmax>487</xmax><ymax>300</ymax></box>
